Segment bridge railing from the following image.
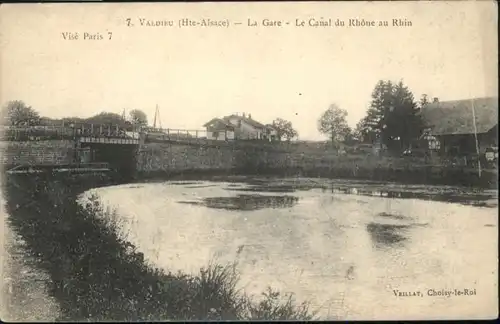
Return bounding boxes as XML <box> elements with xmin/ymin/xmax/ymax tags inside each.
<box><xmin>0</xmin><ymin>125</ymin><xmax>137</xmax><ymax>141</ymax></box>
<box><xmin>144</xmin><ymin>128</ymin><xmax>209</xmax><ymax>142</ymax></box>
<box><xmin>1</xmin><ymin>125</ymin><xmax>281</xmax><ymax>142</ymax></box>
<box><xmin>1</xmin><ymin>125</ymin><xmax>71</xmax><ymax>140</ymax></box>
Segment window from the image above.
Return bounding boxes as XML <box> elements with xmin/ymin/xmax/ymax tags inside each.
<box><xmin>426</xmin><ymin>136</ymin><xmax>441</xmax><ymax>150</ymax></box>
<box><xmin>429</xmin><ymin>139</ymin><xmax>440</xmax><ymax>150</ymax></box>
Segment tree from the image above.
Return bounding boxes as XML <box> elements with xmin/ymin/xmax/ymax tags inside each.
<box><xmin>86</xmin><ymin>112</ymin><xmax>127</xmax><ymax>127</ymax></box>
<box><xmin>129</xmin><ymin>109</ymin><xmax>148</xmax><ymax>126</ymax></box>
<box><xmin>272</xmin><ymin>118</ymin><xmax>298</xmax><ymax>141</ymax></box>
<box><xmin>357</xmin><ymin>80</ymin><xmax>425</xmax><ymax>151</ymax></box>
<box><xmin>343</xmin><ymin>127</ymin><xmax>359</xmax><ymax>145</ymax></box>
<box><xmin>419</xmin><ymin>93</ymin><xmax>430</xmax><ymax>108</ymax></box>
<box><xmin>354</xmin><ymin>119</ymin><xmax>368</xmax><ymax>143</ymax></box>
<box><xmin>386</xmin><ymin>81</ymin><xmax>426</xmax><ymax>150</ymax></box>
<box><xmin>356</xmin><ymin>80</ymin><xmax>394</xmax><ymax>145</ymax></box>
<box><xmin>317</xmin><ymin>104</ymin><xmax>350</xmax><ymax>145</ymax></box>
<box><xmin>1</xmin><ymin>100</ymin><xmax>41</xmax><ymax>126</ymax></box>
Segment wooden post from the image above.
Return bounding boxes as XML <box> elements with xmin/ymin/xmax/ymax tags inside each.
<box><xmin>91</xmin><ymin>123</ymin><xmax>94</xmax><ymax>135</ymax></box>
<box><xmin>99</xmin><ymin>125</ymin><xmax>103</xmax><ymax>136</ymax></box>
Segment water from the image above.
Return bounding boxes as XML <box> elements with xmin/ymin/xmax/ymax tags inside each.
<box><xmin>81</xmin><ymin>177</ymin><xmax>498</xmax><ymax>320</ymax></box>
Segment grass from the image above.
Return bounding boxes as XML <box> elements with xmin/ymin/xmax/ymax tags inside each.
<box><xmin>2</xmin><ymin>172</ymin><xmax>316</xmax><ymax>321</ymax></box>
<box><xmin>232</xmin><ymin>147</ymin><xmax>497</xmax><ymax>188</ymax></box>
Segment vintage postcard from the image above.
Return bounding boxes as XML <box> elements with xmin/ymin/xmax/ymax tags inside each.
<box><xmin>0</xmin><ymin>1</ymin><xmax>498</xmax><ymax>322</ymax></box>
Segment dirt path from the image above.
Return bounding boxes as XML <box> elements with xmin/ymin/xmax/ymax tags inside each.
<box><xmin>1</xmin><ymin>200</ymin><xmax>60</xmax><ymax>322</ymax></box>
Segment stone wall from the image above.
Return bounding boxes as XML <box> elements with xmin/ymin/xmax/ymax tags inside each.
<box><xmin>136</xmin><ymin>142</ymin><xmax>237</xmax><ymax>174</ymax></box>
<box><xmin>0</xmin><ymin>141</ymin><xmax>74</xmax><ymax>167</ymax></box>
<box><xmin>1</xmin><ymin>139</ymin><xmax>495</xmax><ymax>188</ymax></box>
<box><xmin>136</xmin><ymin>142</ymin><xmax>361</xmax><ymax>176</ymax></box>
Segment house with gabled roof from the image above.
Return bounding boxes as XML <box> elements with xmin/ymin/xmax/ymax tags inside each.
<box><xmin>203</xmin><ymin>118</ymin><xmax>236</xmax><ymax>141</ymax></box>
<box><xmin>420</xmin><ymin>96</ymin><xmax>498</xmax><ymax>156</ymax></box>
<box><xmin>203</xmin><ymin>112</ymin><xmax>277</xmax><ymax>141</ymax></box>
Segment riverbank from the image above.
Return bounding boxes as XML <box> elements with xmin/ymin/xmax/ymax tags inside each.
<box><xmin>1</xmin><ymin>198</ymin><xmax>60</xmax><ymax>321</ymax></box>
<box><xmin>1</xmin><ymin>172</ymin><xmax>314</xmax><ymax>321</ymax></box>
<box><xmin>233</xmin><ymin>146</ymin><xmax>498</xmax><ymax>189</ymax></box>
<box><xmin>134</xmin><ymin>165</ymin><xmax>498</xmax><ymax>189</ymax></box>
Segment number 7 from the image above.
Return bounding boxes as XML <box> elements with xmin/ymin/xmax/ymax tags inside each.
<box><xmin>108</xmin><ymin>32</ymin><xmax>112</xmax><ymax>40</ymax></box>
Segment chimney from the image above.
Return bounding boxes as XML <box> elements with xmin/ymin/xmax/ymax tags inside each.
<box><xmin>248</xmin><ymin>114</ymin><xmax>252</xmax><ymax>119</ymax></box>
<box><xmin>433</xmin><ymin>97</ymin><xmax>439</xmax><ymax>103</ymax></box>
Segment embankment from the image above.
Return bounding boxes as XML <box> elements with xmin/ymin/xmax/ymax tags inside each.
<box><xmin>0</xmin><ymin>140</ymin><xmax>74</xmax><ymax>168</ymax></box>
<box><xmin>135</xmin><ymin>141</ymin><xmax>238</xmax><ymax>178</ymax></box>
<box><xmin>1</xmin><ymin>172</ymin><xmax>313</xmax><ymax>321</ymax></box>
<box><xmin>0</xmin><ymin>139</ymin><xmax>496</xmax><ymax>188</ymax></box>
<box><xmin>230</xmin><ymin>144</ymin><xmax>497</xmax><ymax>189</ymax></box>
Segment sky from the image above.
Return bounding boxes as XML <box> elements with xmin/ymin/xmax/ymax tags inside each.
<box><xmin>1</xmin><ymin>2</ymin><xmax>497</xmax><ymax>140</ymax></box>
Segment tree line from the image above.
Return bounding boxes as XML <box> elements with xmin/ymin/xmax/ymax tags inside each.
<box><xmin>2</xmin><ymin>79</ymin><xmax>429</xmax><ymax>151</ymax></box>
<box><xmin>0</xmin><ymin>100</ymin><xmax>149</xmax><ymax>129</ymax></box>
<box><xmin>271</xmin><ymin>79</ymin><xmax>429</xmax><ymax>152</ymax></box>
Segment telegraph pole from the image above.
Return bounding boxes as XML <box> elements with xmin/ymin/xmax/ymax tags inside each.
<box><xmin>153</xmin><ymin>105</ymin><xmax>162</xmax><ymax>129</ymax></box>
<box><xmin>471</xmin><ymin>98</ymin><xmax>482</xmax><ymax>177</ymax></box>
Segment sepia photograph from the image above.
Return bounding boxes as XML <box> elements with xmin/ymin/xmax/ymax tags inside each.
<box><xmin>0</xmin><ymin>1</ymin><xmax>498</xmax><ymax>321</ymax></box>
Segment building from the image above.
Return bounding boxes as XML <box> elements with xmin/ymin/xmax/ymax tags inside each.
<box><xmin>264</xmin><ymin>124</ymin><xmax>278</xmax><ymax>141</ymax></box>
<box><xmin>420</xmin><ymin>97</ymin><xmax>498</xmax><ymax>157</ymax></box>
<box><xmin>203</xmin><ymin>113</ymin><xmax>277</xmax><ymax>141</ymax></box>
<box><xmin>203</xmin><ymin>118</ymin><xmax>236</xmax><ymax>141</ymax></box>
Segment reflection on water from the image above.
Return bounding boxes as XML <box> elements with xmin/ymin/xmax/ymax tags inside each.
<box><xmin>82</xmin><ymin>177</ymin><xmax>498</xmax><ymax>320</ymax></box>
<box><xmin>219</xmin><ymin>179</ymin><xmax>497</xmax><ymax>208</ymax></box>
<box><xmin>168</xmin><ymin>181</ymin><xmax>201</xmax><ymax>186</ymax></box>
<box><xmin>376</xmin><ymin>212</ymin><xmax>413</xmax><ymax>221</ymax></box>
<box><xmin>179</xmin><ymin>194</ymin><xmax>299</xmax><ymax>211</ymax></box>
<box><xmin>228</xmin><ymin>186</ymin><xmax>299</xmax><ymax>193</ymax></box>
<box><xmin>185</xmin><ymin>184</ymin><xmax>218</xmax><ymax>189</ymax></box>
<box><xmin>322</xmin><ymin>186</ymin><xmax>497</xmax><ymax>207</ymax></box>
<box><xmin>366</xmin><ymin>222</ymin><xmax>410</xmax><ymax>248</ymax></box>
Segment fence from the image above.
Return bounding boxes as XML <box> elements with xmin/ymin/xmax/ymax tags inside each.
<box><xmin>1</xmin><ymin>125</ymin><xmax>210</xmax><ymax>141</ymax></box>
<box><xmin>1</xmin><ymin>125</ymin><xmax>136</xmax><ymax>141</ymax></box>
<box><xmin>2</xmin><ymin>125</ymin><xmax>288</xmax><ymax>143</ymax></box>
<box><xmin>144</xmin><ymin>128</ymin><xmax>209</xmax><ymax>142</ymax></box>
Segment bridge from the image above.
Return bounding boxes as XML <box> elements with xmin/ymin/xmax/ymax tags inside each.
<box><xmin>0</xmin><ymin>124</ymin><xmax>210</xmax><ymax>144</ymax></box>
<box><xmin>1</xmin><ymin>124</ymin><xmax>217</xmax><ymax>174</ymax></box>
<box><xmin>1</xmin><ymin>124</ymin><xmax>306</xmax><ymax>175</ymax></box>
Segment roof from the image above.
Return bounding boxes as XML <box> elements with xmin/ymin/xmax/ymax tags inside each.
<box><xmin>223</xmin><ymin>115</ymin><xmax>266</xmax><ymax>129</ymax></box>
<box><xmin>203</xmin><ymin>118</ymin><xmax>235</xmax><ymax>130</ymax></box>
<box><xmin>420</xmin><ymin>97</ymin><xmax>498</xmax><ymax>135</ymax></box>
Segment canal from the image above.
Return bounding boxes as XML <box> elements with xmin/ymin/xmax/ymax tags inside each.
<box><xmin>80</xmin><ymin>177</ymin><xmax>498</xmax><ymax>320</ymax></box>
